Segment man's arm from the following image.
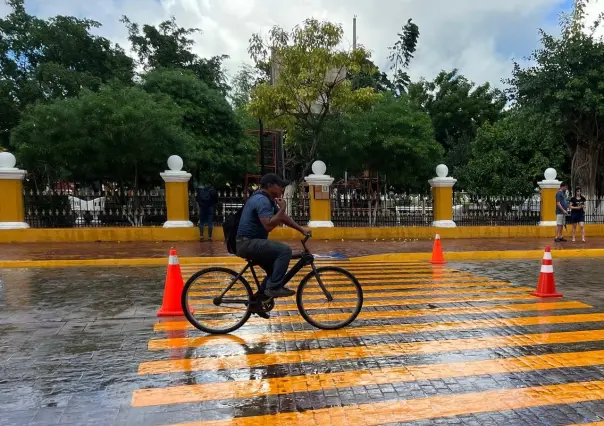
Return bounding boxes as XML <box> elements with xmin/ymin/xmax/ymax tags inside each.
<box><xmin>257</xmin><ymin>197</ymin><xmax>285</xmax><ymax>232</ymax></box>
<box><xmin>280</xmin><ymin>213</ymin><xmax>308</xmax><ymax>235</ymax></box>
<box><xmin>556</xmin><ymin>194</ymin><xmax>568</xmax><ymax>215</ymax></box>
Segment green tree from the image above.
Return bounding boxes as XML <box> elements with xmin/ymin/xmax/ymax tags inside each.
<box><xmin>142</xmin><ymin>68</ymin><xmax>257</xmax><ymax>185</ymax></box>
<box><xmin>11</xmin><ymin>84</ymin><xmax>192</xmax><ymax>187</ymax></box>
<box><xmin>507</xmin><ymin>0</ymin><xmax>604</xmax><ymax>197</ymax></box>
<box><xmin>322</xmin><ymin>94</ymin><xmax>442</xmax><ymax>224</ymax></box>
<box><xmin>247</xmin><ymin>18</ymin><xmax>381</xmax><ymax>181</ymax></box>
<box><xmin>122</xmin><ymin>16</ymin><xmax>228</xmax><ymax>93</ymax></box>
<box><xmin>0</xmin><ymin>0</ymin><xmax>134</xmax><ymax>149</ymax></box>
<box><xmin>408</xmin><ymin>69</ymin><xmax>506</xmax><ymax>177</ymax></box>
<box><xmin>388</xmin><ymin>18</ymin><xmax>420</xmax><ymax>94</ymax></box>
<box><xmin>464</xmin><ymin>109</ymin><xmax>565</xmax><ymax>197</ymax></box>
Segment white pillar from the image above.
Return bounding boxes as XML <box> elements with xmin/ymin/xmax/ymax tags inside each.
<box><xmin>304</xmin><ymin>160</ymin><xmax>335</xmax><ymax>227</ymax></box>
<box><xmin>0</xmin><ymin>152</ymin><xmax>29</xmax><ymax>229</ymax></box>
<box><xmin>428</xmin><ymin>164</ymin><xmax>457</xmax><ymax>228</ymax></box>
<box><xmin>160</xmin><ymin>155</ymin><xmax>194</xmax><ymax>228</ymax></box>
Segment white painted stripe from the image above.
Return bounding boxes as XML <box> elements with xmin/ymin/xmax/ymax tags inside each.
<box><xmin>168</xmin><ymin>255</ymin><xmax>179</xmax><ymax>265</ymax></box>
<box><xmin>540</xmin><ymin>265</ymin><xmax>554</xmax><ymax>273</ymax></box>
<box><xmin>543</xmin><ymin>252</ymin><xmax>552</xmax><ymax>260</ymax></box>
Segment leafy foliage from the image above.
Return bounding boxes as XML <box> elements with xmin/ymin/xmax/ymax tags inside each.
<box><xmin>246</xmin><ymin>18</ymin><xmax>382</xmax><ymax>180</ymax></box>
<box><xmin>142</xmin><ymin>68</ymin><xmax>257</xmax><ymax>185</ymax></box>
<box><xmin>11</xmin><ymin>84</ymin><xmax>192</xmax><ymax>187</ymax></box>
<box><xmin>388</xmin><ymin>19</ymin><xmax>420</xmax><ymax>94</ymax></box>
<box><xmin>507</xmin><ymin>0</ymin><xmax>604</xmax><ymax>196</ymax></box>
<box><xmin>322</xmin><ymin>94</ymin><xmax>443</xmax><ymax>192</ymax></box>
<box><xmin>464</xmin><ymin>109</ymin><xmax>565</xmax><ymax>196</ymax></box>
<box><xmin>408</xmin><ymin>69</ymin><xmax>506</xmax><ymax>177</ymax></box>
<box><xmin>0</xmin><ymin>0</ymin><xmax>134</xmax><ymax>149</ymax></box>
<box><xmin>122</xmin><ymin>16</ymin><xmax>229</xmax><ymax>93</ymax></box>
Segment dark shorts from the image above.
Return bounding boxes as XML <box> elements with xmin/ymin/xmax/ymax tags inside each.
<box><xmin>570</xmin><ymin>213</ymin><xmax>585</xmax><ymax>224</ymax></box>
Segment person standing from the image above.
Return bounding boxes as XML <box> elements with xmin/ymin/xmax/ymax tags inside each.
<box><xmin>569</xmin><ymin>187</ymin><xmax>587</xmax><ymax>242</ymax></box>
<box><xmin>555</xmin><ymin>182</ymin><xmax>569</xmax><ymax>242</ymax></box>
<box><xmin>196</xmin><ymin>184</ymin><xmax>218</xmax><ymax>242</ymax></box>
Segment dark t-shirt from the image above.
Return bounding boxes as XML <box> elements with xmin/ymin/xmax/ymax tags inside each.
<box><xmin>570</xmin><ymin>196</ymin><xmax>586</xmax><ymax>216</ymax></box>
<box><xmin>236</xmin><ymin>191</ymin><xmax>278</xmax><ymax>239</ymax></box>
<box><xmin>556</xmin><ymin>190</ymin><xmax>567</xmax><ymax>215</ymax></box>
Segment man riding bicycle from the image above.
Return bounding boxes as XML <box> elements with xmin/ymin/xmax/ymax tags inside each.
<box><xmin>236</xmin><ymin>173</ymin><xmax>311</xmax><ymax>300</ymax></box>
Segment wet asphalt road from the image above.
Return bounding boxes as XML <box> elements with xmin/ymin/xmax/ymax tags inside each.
<box><xmin>1</xmin><ymin>259</ymin><xmax>604</xmax><ymax>425</ymax></box>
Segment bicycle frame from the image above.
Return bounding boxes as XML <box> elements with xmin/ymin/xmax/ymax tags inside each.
<box><xmin>216</xmin><ymin>235</ymin><xmax>334</xmax><ymax>305</ymax></box>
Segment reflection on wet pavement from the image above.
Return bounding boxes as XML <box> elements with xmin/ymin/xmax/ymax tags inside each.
<box><xmin>3</xmin><ymin>258</ymin><xmax>604</xmax><ymax>425</ymax></box>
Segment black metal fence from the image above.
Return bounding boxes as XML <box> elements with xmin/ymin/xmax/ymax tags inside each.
<box><xmin>23</xmin><ymin>186</ymin><xmax>166</xmax><ymax>228</ymax></box>
<box><xmin>188</xmin><ymin>188</ymin><xmax>310</xmax><ymax>226</ymax></box>
<box><xmin>452</xmin><ymin>193</ymin><xmax>541</xmax><ymax>226</ymax></box>
<box><xmin>331</xmin><ymin>187</ymin><xmax>433</xmax><ymax>227</ymax></box>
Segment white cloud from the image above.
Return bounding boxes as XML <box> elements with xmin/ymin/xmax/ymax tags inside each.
<box><xmin>6</xmin><ymin>0</ymin><xmax>569</xmax><ymax>88</ymax></box>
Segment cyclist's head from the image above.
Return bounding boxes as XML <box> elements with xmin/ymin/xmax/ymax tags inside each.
<box><xmin>260</xmin><ymin>173</ymin><xmax>288</xmax><ymax>198</ymax></box>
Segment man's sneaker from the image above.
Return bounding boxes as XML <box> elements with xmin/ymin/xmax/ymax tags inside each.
<box><xmin>265</xmin><ymin>287</ymin><xmax>296</xmax><ymax>298</ymax></box>
<box><xmin>253</xmin><ymin>311</ymin><xmax>270</xmax><ymax>320</ymax></box>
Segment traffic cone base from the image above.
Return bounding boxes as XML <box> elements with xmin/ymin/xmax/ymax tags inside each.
<box><xmin>157</xmin><ymin>249</ymin><xmax>193</xmax><ymax>316</ymax></box>
<box><xmin>430</xmin><ymin>233</ymin><xmax>446</xmax><ymax>264</ymax></box>
<box><xmin>531</xmin><ymin>246</ymin><xmax>562</xmax><ymax>298</ymax></box>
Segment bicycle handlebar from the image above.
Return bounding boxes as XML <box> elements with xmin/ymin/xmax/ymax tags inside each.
<box><xmin>301</xmin><ymin>233</ymin><xmax>311</xmax><ymax>249</ymax></box>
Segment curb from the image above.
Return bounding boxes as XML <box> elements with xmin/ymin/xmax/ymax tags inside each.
<box><xmin>0</xmin><ymin>248</ymin><xmax>603</xmax><ymax>269</ymax></box>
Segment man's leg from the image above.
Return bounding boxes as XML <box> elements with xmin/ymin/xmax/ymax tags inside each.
<box><xmin>237</xmin><ymin>239</ymin><xmax>293</xmax><ymax>297</ymax></box>
<box><xmin>197</xmin><ymin>205</ymin><xmax>204</xmax><ymax>241</ymax></box>
<box><xmin>206</xmin><ymin>208</ymin><xmax>214</xmax><ymax>240</ymax></box>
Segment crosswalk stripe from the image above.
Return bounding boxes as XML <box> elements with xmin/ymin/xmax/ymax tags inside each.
<box><xmin>152</xmin><ymin>301</ymin><xmax>592</xmax><ymax>332</ymax></box>
<box><xmin>132</xmin><ymin>348</ymin><xmax>604</xmax><ymax>406</ymax></box>
<box><xmin>158</xmin><ymin>380</ymin><xmax>604</xmax><ymax>425</ymax></box>
<box><xmin>138</xmin><ymin>329</ymin><xmax>604</xmax><ymax>375</ymax></box>
<box><xmin>148</xmin><ymin>312</ymin><xmax>604</xmax><ymax>350</ymax></box>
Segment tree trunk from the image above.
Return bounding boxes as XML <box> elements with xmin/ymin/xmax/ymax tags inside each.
<box><xmin>284</xmin><ymin>182</ymin><xmax>296</xmax><ymax>218</ymax></box>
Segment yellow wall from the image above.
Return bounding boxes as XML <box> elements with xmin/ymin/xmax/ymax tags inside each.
<box><xmin>0</xmin><ymin>180</ymin><xmax>25</xmax><ymax>222</ymax></box>
<box><xmin>165</xmin><ymin>182</ymin><xmax>189</xmax><ymax>221</ymax></box>
<box><xmin>540</xmin><ymin>188</ymin><xmax>558</xmax><ymax>223</ymax></box>
<box><xmin>2</xmin><ymin>224</ymin><xmax>604</xmax><ymax>243</ymax></box>
<box><xmin>432</xmin><ymin>187</ymin><xmax>453</xmax><ymax>222</ymax></box>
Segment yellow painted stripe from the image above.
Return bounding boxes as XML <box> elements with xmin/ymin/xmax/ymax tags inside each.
<box><xmin>184</xmin><ymin>276</ymin><xmax>490</xmax><ymax>285</ymax></box>
<box><xmin>569</xmin><ymin>423</ymin><xmax>604</xmax><ymax>426</ymax></box>
<box><xmin>188</xmin><ymin>294</ymin><xmax>539</xmax><ymax>314</ymax></box>
<box><xmin>4</xmin><ymin>248</ymin><xmax>604</xmax><ymax>268</ymax></box>
<box><xmin>190</xmin><ymin>287</ymin><xmax>533</xmax><ymax>310</ymax></box>
<box><xmin>187</xmin><ymin>281</ymin><xmax>512</xmax><ymax>295</ymax></box>
<box><xmin>133</xmin><ymin>348</ymin><xmax>604</xmax><ymax>406</ymax></box>
<box><xmin>153</xmin><ymin>301</ymin><xmax>592</xmax><ymax>331</ymax></box>
<box><xmin>138</xmin><ymin>329</ymin><xmax>604</xmax><ymax>375</ymax></box>
<box><xmin>148</xmin><ymin>312</ymin><xmax>604</xmax><ymax>350</ymax></box>
<box><xmin>154</xmin><ymin>380</ymin><xmax>604</xmax><ymax>425</ymax></box>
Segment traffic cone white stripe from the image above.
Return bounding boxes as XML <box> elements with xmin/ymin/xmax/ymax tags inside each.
<box><xmin>168</xmin><ymin>254</ymin><xmax>179</xmax><ymax>265</ymax></box>
<box><xmin>540</xmin><ymin>265</ymin><xmax>554</xmax><ymax>273</ymax></box>
<box><xmin>435</xmin><ymin>234</ymin><xmax>441</xmax><ymax>240</ymax></box>
<box><xmin>543</xmin><ymin>252</ymin><xmax>552</xmax><ymax>260</ymax></box>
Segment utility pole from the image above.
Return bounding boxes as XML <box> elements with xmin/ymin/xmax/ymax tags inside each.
<box><xmin>353</xmin><ymin>15</ymin><xmax>357</xmax><ymax>50</ymax></box>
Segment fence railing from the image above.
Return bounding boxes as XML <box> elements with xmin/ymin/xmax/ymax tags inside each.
<box><xmin>23</xmin><ymin>187</ymin><xmax>166</xmax><ymax>228</ymax></box>
<box><xmin>331</xmin><ymin>189</ymin><xmax>433</xmax><ymax>227</ymax></box>
<box><xmin>188</xmin><ymin>189</ymin><xmax>310</xmax><ymax>226</ymax></box>
<box><xmin>22</xmin><ymin>185</ymin><xmax>604</xmax><ymax>228</ymax></box>
<box><xmin>452</xmin><ymin>194</ymin><xmax>541</xmax><ymax>226</ymax></box>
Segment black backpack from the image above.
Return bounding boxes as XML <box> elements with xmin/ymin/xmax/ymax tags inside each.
<box><xmin>223</xmin><ymin>192</ymin><xmax>271</xmax><ymax>255</ymax></box>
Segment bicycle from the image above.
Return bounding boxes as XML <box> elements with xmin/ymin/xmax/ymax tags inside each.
<box><xmin>181</xmin><ymin>235</ymin><xmax>364</xmax><ymax>334</ymax></box>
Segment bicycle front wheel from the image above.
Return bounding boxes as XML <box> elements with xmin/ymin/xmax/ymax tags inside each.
<box><xmin>296</xmin><ymin>266</ymin><xmax>363</xmax><ymax>330</ymax></box>
<box><xmin>182</xmin><ymin>267</ymin><xmax>253</xmax><ymax>334</ymax></box>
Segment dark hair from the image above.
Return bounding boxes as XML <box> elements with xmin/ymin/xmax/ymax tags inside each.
<box><xmin>575</xmin><ymin>187</ymin><xmax>582</xmax><ymax>193</ymax></box>
<box><xmin>560</xmin><ymin>182</ymin><xmax>567</xmax><ymax>188</ymax></box>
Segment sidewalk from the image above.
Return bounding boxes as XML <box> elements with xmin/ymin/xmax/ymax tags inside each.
<box><xmin>1</xmin><ymin>237</ymin><xmax>603</xmax><ymax>261</ymax></box>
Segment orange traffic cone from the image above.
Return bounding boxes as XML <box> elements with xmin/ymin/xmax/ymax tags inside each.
<box><xmin>430</xmin><ymin>233</ymin><xmax>446</xmax><ymax>265</ymax></box>
<box><xmin>157</xmin><ymin>248</ymin><xmax>192</xmax><ymax>316</ymax></box>
<box><xmin>531</xmin><ymin>246</ymin><xmax>562</xmax><ymax>298</ymax></box>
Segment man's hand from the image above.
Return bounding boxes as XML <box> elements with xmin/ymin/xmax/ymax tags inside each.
<box><xmin>276</xmin><ymin>198</ymin><xmax>286</xmax><ymax>210</ymax></box>
<box><xmin>303</xmin><ymin>229</ymin><xmax>312</xmax><ymax>237</ymax></box>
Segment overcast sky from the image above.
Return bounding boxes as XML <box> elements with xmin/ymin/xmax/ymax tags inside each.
<box><xmin>3</xmin><ymin>0</ymin><xmax>600</xmax><ymax>89</ymax></box>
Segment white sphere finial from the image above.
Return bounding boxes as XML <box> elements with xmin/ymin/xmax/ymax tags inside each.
<box><xmin>544</xmin><ymin>168</ymin><xmax>557</xmax><ymax>181</ymax></box>
<box><xmin>0</xmin><ymin>152</ymin><xmax>16</xmax><ymax>169</ymax></box>
<box><xmin>167</xmin><ymin>155</ymin><xmax>183</xmax><ymax>172</ymax></box>
<box><xmin>312</xmin><ymin>160</ymin><xmax>327</xmax><ymax>175</ymax></box>
<box><xmin>435</xmin><ymin>164</ymin><xmax>448</xmax><ymax>178</ymax></box>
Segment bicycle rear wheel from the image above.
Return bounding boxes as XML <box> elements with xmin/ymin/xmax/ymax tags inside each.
<box><xmin>182</xmin><ymin>267</ymin><xmax>253</xmax><ymax>334</ymax></box>
<box><xmin>296</xmin><ymin>266</ymin><xmax>363</xmax><ymax>330</ymax></box>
